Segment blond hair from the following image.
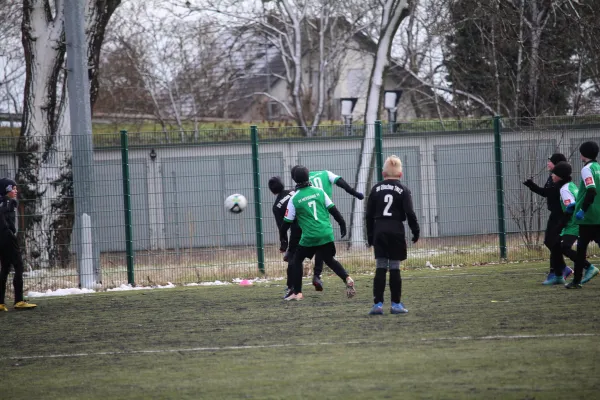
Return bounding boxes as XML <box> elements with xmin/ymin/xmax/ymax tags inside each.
<box><xmin>383</xmin><ymin>155</ymin><xmax>403</xmax><ymax>178</ymax></box>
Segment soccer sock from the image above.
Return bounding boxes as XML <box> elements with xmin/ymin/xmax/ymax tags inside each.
<box><xmin>374</xmin><ymin>268</ymin><xmax>387</xmax><ymax>304</ymax></box>
<box><xmin>389</xmin><ymin>269</ymin><xmax>402</xmax><ymax>304</ymax></box>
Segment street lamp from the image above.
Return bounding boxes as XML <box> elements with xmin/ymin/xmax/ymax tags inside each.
<box><xmin>384</xmin><ymin>90</ymin><xmax>403</xmax><ymax>134</ymax></box>
<box><xmin>340</xmin><ymin>97</ymin><xmax>358</xmax><ymax>136</ymax></box>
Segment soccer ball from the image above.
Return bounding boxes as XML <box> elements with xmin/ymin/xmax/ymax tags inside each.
<box><xmin>224</xmin><ymin>193</ymin><xmax>248</xmax><ymax>214</ymax></box>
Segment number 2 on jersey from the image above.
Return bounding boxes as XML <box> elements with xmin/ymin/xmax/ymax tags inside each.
<box><xmin>308</xmin><ymin>200</ymin><xmax>319</xmax><ymax>220</ymax></box>
<box><xmin>383</xmin><ymin>194</ymin><xmax>393</xmax><ymax>216</ymax></box>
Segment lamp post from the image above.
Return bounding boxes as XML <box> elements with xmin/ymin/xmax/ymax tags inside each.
<box><xmin>340</xmin><ymin>97</ymin><xmax>358</xmax><ymax>136</ymax></box>
<box><xmin>384</xmin><ymin>90</ymin><xmax>403</xmax><ymax>134</ymax></box>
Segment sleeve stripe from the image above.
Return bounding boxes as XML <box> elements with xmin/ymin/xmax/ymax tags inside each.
<box><xmin>283</xmin><ymin>217</ymin><xmax>294</xmax><ymax>223</ymax></box>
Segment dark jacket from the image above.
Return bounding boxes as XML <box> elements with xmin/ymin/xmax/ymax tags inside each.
<box><xmin>0</xmin><ymin>196</ymin><xmax>17</xmax><ymax>238</ymax></box>
<box><xmin>525</xmin><ymin>175</ymin><xmax>563</xmax><ymax>215</ymax></box>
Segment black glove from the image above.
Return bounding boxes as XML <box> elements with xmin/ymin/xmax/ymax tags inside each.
<box><xmin>355</xmin><ymin>192</ymin><xmax>364</xmax><ymax>200</ymax></box>
<box><xmin>411</xmin><ymin>231</ymin><xmax>419</xmax><ymax>243</ymax></box>
<box><xmin>279</xmin><ymin>239</ymin><xmax>288</xmax><ymax>253</ymax></box>
<box><xmin>522</xmin><ymin>179</ymin><xmax>534</xmax><ymax>188</ymax></box>
<box><xmin>340</xmin><ymin>224</ymin><xmax>347</xmax><ymax>238</ymax></box>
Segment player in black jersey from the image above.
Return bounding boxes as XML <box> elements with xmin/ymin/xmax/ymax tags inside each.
<box><xmin>268</xmin><ymin>176</ymin><xmax>302</xmax><ymax>297</ymax></box>
<box><xmin>365</xmin><ymin>156</ymin><xmax>419</xmax><ymax>315</ymax></box>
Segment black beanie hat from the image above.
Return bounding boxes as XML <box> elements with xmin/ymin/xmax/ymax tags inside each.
<box><xmin>0</xmin><ymin>178</ymin><xmax>16</xmax><ymax>197</ymax></box>
<box><xmin>551</xmin><ymin>161</ymin><xmax>572</xmax><ymax>181</ymax></box>
<box><xmin>580</xmin><ymin>141</ymin><xmax>599</xmax><ymax>160</ymax></box>
<box><xmin>268</xmin><ymin>176</ymin><xmax>284</xmax><ymax>194</ymax></box>
<box><xmin>291</xmin><ymin>165</ymin><xmax>309</xmax><ymax>184</ymax></box>
<box><xmin>548</xmin><ymin>153</ymin><xmax>567</xmax><ymax>165</ymax></box>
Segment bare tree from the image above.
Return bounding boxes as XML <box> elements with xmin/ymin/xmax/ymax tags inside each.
<box><xmin>349</xmin><ymin>0</ymin><xmax>411</xmax><ymax>247</ymax></box>
<box><xmin>0</xmin><ymin>1</ymin><xmax>25</xmax><ymax>118</ymax></box>
<box><xmin>175</xmin><ymin>0</ymin><xmax>366</xmax><ymax>135</ymax></box>
<box><xmin>17</xmin><ymin>0</ymin><xmax>120</xmax><ymax>269</ymax></box>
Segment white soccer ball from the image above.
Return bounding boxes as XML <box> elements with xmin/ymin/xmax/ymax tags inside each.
<box><xmin>224</xmin><ymin>193</ymin><xmax>248</xmax><ymax>214</ymax></box>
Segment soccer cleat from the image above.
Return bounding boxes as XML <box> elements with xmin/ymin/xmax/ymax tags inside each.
<box><xmin>391</xmin><ymin>302</ymin><xmax>408</xmax><ymax>314</ymax></box>
<box><xmin>563</xmin><ymin>266</ymin><xmax>574</xmax><ymax>280</ymax></box>
<box><xmin>284</xmin><ymin>292</ymin><xmax>303</xmax><ymax>301</ymax></box>
<box><xmin>542</xmin><ymin>272</ymin><xmax>555</xmax><ymax>285</ymax></box>
<box><xmin>565</xmin><ymin>281</ymin><xmax>582</xmax><ymax>289</ymax></box>
<box><xmin>0</xmin><ymin>304</ymin><xmax>7</xmax><ymax>312</ymax></box>
<box><xmin>543</xmin><ymin>275</ymin><xmax>565</xmax><ymax>286</ymax></box>
<box><xmin>14</xmin><ymin>301</ymin><xmax>37</xmax><ymax>309</ymax></box>
<box><xmin>345</xmin><ymin>277</ymin><xmax>356</xmax><ymax>298</ymax></box>
<box><xmin>369</xmin><ymin>302</ymin><xmax>384</xmax><ymax>315</ymax></box>
<box><xmin>312</xmin><ymin>275</ymin><xmax>324</xmax><ymax>292</ymax></box>
<box><xmin>283</xmin><ymin>287</ymin><xmax>292</xmax><ymax>299</ymax></box>
<box><xmin>582</xmin><ymin>265</ymin><xmax>599</xmax><ymax>284</ymax></box>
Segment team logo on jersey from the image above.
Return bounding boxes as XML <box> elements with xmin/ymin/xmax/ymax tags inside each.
<box><xmin>564</xmin><ymin>199</ymin><xmax>571</xmax><ymax>205</ymax></box>
<box><xmin>585</xmin><ymin>177</ymin><xmax>594</xmax><ymax>186</ymax></box>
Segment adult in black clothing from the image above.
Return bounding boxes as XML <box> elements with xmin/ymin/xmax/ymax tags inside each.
<box><xmin>523</xmin><ymin>153</ymin><xmax>573</xmax><ymax>282</ymax></box>
<box><xmin>0</xmin><ymin>178</ymin><xmax>36</xmax><ymax>311</ymax></box>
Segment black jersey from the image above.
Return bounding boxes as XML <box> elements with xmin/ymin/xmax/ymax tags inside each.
<box><xmin>366</xmin><ymin>179</ymin><xmax>419</xmax><ymax>238</ymax></box>
<box><xmin>273</xmin><ymin>190</ymin><xmax>302</xmax><ymax>243</ymax></box>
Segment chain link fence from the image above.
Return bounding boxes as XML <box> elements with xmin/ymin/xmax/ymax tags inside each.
<box><xmin>1</xmin><ymin>117</ymin><xmax>599</xmax><ymax>293</ymax></box>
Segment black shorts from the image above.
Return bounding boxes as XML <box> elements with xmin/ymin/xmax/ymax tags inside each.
<box><xmin>373</xmin><ymin>232</ymin><xmax>407</xmax><ymax>261</ymax></box>
<box><xmin>296</xmin><ymin>241</ymin><xmax>336</xmax><ymax>262</ymax></box>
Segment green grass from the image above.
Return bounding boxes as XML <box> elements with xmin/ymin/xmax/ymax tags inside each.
<box><xmin>2</xmin><ymin>262</ymin><xmax>600</xmax><ymax>399</ymax></box>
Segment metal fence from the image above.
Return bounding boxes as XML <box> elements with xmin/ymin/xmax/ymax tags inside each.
<box><xmin>1</xmin><ymin>116</ymin><xmax>599</xmax><ymax>293</ymax></box>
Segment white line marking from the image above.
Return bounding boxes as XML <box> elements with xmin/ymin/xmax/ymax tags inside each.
<box><xmin>3</xmin><ymin>334</ymin><xmax>597</xmax><ymax>361</ymax></box>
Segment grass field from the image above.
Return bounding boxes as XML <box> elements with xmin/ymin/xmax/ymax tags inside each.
<box><xmin>2</xmin><ymin>262</ymin><xmax>600</xmax><ymax>399</ymax></box>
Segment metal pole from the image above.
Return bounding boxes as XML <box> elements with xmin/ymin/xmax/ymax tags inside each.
<box><xmin>493</xmin><ymin>116</ymin><xmax>507</xmax><ymax>259</ymax></box>
<box><xmin>375</xmin><ymin>121</ymin><xmax>384</xmax><ymax>182</ymax></box>
<box><xmin>120</xmin><ymin>130</ymin><xmax>135</xmax><ymax>285</ymax></box>
<box><xmin>251</xmin><ymin>126</ymin><xmax>265</xmax><ymax>274</ymax></box>
<box><xmin>65</xmin><ymin>0</ymin><xmax>100</xmax><ymax>285</ymax></box>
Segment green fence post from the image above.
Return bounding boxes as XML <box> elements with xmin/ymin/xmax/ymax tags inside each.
<box><xmin>375</xmin><ymin>121</ymin><xmax>384</xmax><ymax>182</ymax></box>
<box><xmin>251</xmin><ymin>126</ymin><xmax>265</xmax><ymax>274</ymax></box>
<box><xmin>493</xmin><ymin>116</ymin><xmax>507</xmax><ymax>259</ymax></box>
<box><xmin>120</xmin><ymin>130</ymin><xmax>135</xmax><ymax>285</ymax></box>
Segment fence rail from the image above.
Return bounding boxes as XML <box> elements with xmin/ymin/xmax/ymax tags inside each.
<box><xmin>1</xmin><ymin>116</ymin><xmax>599</xmax><ymax>294</ymax></box>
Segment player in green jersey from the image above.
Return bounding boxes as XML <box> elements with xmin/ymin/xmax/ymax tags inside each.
<box><xmin>279</xmin><ymin>166</ymin><xmax>356</xmax><ymax>301</ymax></box>
<box><xmin>297</xmin><ymin>168</ymin><xmax>364</xmax><ymax>291</ymax></box>
<box><xmin>565</xmin><ymin>141</ymin><xmax>600</xmax><ymax>288</ymax></box>
<box><xmin>543</xmin><ymin>162</ymin><xmax>594</xmax><ymax>285</ymax></box>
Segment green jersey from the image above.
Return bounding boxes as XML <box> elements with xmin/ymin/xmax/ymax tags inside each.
<box><xmin>308</xmin><ymin>170</ymin><xmax>339</xmax><ymax>198</ymax></box>
<box><xmin>283</xmin><ymin>186</ymin><xmax>335</xmax><ymax>247</ymax></box>
<box><xmin>576</xmin><ymin>161</ymin><xmax>600</xmax><ymax>225</ymax></box>
<box><xmin>559</xmin><ymin>181</ymin><xmax>579</xmax><ymax>236</ymax></box>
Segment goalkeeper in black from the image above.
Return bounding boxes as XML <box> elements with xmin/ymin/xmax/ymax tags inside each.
<box><xmin>268</xmin><ymin>176</ymin><xmax>301</xmax><ymax>298</ymax></box>
<box><xmin>365</xmin><ymin>156</ymin><xmax>419</xmax><ymax>315</ymax></box>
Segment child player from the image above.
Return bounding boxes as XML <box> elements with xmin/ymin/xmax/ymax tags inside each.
<box><xmin>544</xmin><ymin>161</ymin><xmax>597</xmax><ymax>285</ymax></box>
<box><xmin>268</xmin><ymin>176</ymin><xmax>301</xmax><ymax>298</ymax></box>
<box><xmin>279</xmin><ymin>165</ymin><xmax>355</xmax><ymax>301</ymax></box>
<box><xmin>305</xmin><ymin>168</ymin><xmax>364</xmax><ymax>291</ymax></box>
<box><xmin>565</xmin><ymin>141</ymin><xmax>600</xmax><ymax>289</ymax></box>
<box><xmin>0</xmin><ymin>178</ymin><xmax>36</xmax><ymax>311</ymax></box>
<box><xmin>365</xmin><ymin>156</ymin><xmax>419</xmax><ymax>315</ymax></box>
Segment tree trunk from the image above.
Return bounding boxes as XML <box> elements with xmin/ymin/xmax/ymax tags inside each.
<box><xmin>17</xmin><ymin>0</ymin><xmax>120</xmax><ymax>270</ymax></box>
<box><xmin>349</xmin><ymin>0</ymin><xmax>410</xmax><ymax>247</ymax></box>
